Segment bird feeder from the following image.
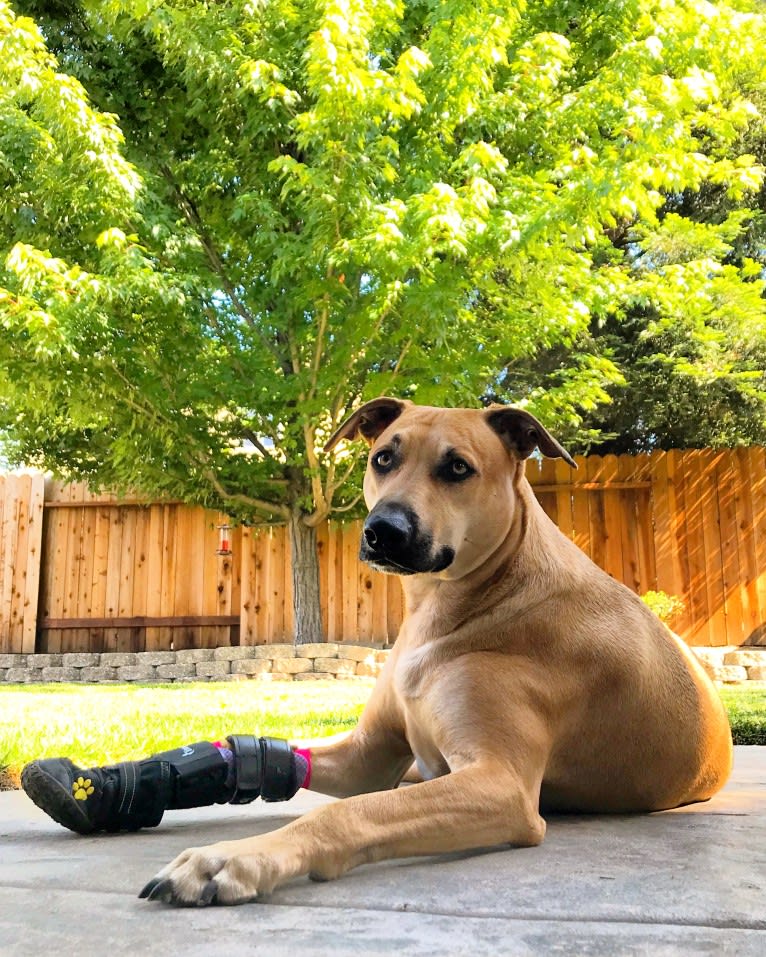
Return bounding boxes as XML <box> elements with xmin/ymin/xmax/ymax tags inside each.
<box><xmin>216</xmin><ymin>523</ymin><xmax>233</xmax><ymax>556</ymax></box>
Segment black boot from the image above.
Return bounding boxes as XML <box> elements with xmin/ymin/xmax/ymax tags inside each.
<box><xmin>21</xmin><ymin>736</ymin><xmax>301</xmax><ymax>835</ymax></box>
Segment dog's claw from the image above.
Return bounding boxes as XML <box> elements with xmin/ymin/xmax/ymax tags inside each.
<box><xmin>140</xmin><ymin>877</ymin><xmax>176</xmax><ymax>904</ymax></box>
<box><xmin>199</xmin><ymin>879</ymin><xmax>218</xmax><ymax>906</ymax></box>
<box><xmin>138</xmin><ymin>876</ymin><xmax>162</xmax><ymax>900</ymax></box>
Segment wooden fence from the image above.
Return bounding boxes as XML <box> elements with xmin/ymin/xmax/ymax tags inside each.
<box><xmin>1</xmin><ymin>447</ymin><xmax>765</xmax><ymax>653</ymax></box>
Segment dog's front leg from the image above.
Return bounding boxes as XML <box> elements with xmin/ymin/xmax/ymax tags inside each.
<box><xmin>140</xmin><ymin>760</ymin><xmax>545</xmax><ymax>906</ymax></box>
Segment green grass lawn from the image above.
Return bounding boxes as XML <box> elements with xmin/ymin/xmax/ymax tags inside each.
<box><xmin>719</xmin><ymin>686</ymin><xmax>766</xmax><ymax>746</ymax></box>
<box><xmin>0</xmin><ymin>680</ymin><xmax>372</xmax><ymax>788</ymax></box>
<box><xmin>1</xmin><ymin>681</ymin><xmax>764</xmax><ymax>789</ymax></box>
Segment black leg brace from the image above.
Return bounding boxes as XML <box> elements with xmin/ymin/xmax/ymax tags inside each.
<box><xmin>21</xmin><ymin>736</ymin><xmax>300</xmax><ymax>835</ymax></box>
<box><xmin>226</xmin><ymin>735</ymin><xmax>301</xmax><ymax>803</ymax></box>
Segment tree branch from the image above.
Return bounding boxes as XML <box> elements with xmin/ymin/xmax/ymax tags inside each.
<box><xmin>197</xmin><ymin>464</ymin><xmax>291</xmax><ymax>520</ymax></box>
<box><xmin>241</xmin><ymin>428</ymin><xmax>275</xmax><ymax>459</ymax></box>
<box><xmin>160</xmin><ymin>166</ymin><xmax>287</xmax><ymax>370</ymax></box>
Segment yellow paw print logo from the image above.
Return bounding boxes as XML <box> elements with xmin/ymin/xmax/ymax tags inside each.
<box><xmin>72</xmin><ymin>776</ymin><xmax>95</xmax><ymax>801</ymax></box>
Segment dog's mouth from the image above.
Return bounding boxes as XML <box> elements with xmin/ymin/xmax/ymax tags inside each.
<box><xmin>360</xmin><ymin>543</ymin><xmax>455</xmax><ymax>577</ymax></box>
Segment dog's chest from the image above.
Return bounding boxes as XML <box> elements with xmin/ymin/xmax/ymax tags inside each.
<box><xmin>394</xmin><ymin>646</ymin><xmax>451</xmax><ymax>780</ymax></box>
<box><xmin>403</xmin><ymin>706</ymin><xmax>450</xmax><ymax>780</ymax></box>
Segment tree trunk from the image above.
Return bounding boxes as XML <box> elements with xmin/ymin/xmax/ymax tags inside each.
<box><xmin>288</xmin><ymin>511</ymin><xmax>324</xmax><ymax>645</ymax></box>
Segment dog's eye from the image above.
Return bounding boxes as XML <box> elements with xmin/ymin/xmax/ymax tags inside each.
<box><xmin>438</xmin><ymin>457</ymin><xmax>475</xmax><ymax>482</ymax></box>
<box><xmin>372</xmin><ymin>450</ymin><xmax>394</xmax><ymax>472</ymax></box>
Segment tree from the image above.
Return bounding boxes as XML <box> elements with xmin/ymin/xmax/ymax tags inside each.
<box><xmin>1</xmin><ymin>0</ymin><xmax>765</xmax><ymax>640</ymax></box>
<box><xmin>582</xmin><ymin>100</ymin><xmax>766</xmax><ymax>453</ymax></box>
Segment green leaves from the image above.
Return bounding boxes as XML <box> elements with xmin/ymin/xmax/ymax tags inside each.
<box><xmin>1</xmin><ymin>0</ymin><xmax>765</xmax><ymax>518</ymax></box>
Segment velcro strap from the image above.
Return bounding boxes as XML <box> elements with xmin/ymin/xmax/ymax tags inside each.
<box><xmin>227</xmin><ymin>735</ymin><xmax>263</xmax><ymax>805</ymax></box>
<box><xmin>112</xmin><ymin>760</ymin><xmax>171</xmax><ymax>832</ymax></box>
<box><xmin>260</xmin><ymin>737</ymin><xmax>297</xmax><ymax>802</ymax></box>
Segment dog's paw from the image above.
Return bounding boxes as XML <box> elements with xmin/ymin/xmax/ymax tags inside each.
<box><xmin>138</xmin><ymin>839</ymin><xmax>288</xmax><ymax>907</ymax></box>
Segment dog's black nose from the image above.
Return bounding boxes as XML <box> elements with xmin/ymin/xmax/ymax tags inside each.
<box><xmin>363</xmin><ymin>505</ymin><xmax>414</xmax><ymax>555</ymax></box>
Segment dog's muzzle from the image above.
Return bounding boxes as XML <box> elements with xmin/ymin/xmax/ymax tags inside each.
<box><xmin>360</xmin><ymin>502</ymin><xmax>454</xmax><ymax>575</ymax></box>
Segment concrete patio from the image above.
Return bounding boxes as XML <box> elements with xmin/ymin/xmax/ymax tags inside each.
<box><xmin>1</xmin><ymin>747</ymin><xmax>764</xmax><ymax>956</ymax></box>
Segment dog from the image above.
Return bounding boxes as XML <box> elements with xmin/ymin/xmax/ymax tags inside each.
<box><xmin>146</xmin><ymin>398</ymin><xmax>733</xmax><ymax>905</ymax></box>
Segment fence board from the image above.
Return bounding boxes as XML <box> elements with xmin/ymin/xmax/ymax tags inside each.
<box><xmin>717</xmin><ymin>451</ymin><xmax>745</xmax><ymax>646</ymax></box>
<box><xmin>749</xmin><ymin>447</ymin><xmax>766</xmax><ymax>635</ymax></box>
<box><xmin>733</xmin><ymin>449</ymin><xmax>760</xmax><ymax>640</ymax></box>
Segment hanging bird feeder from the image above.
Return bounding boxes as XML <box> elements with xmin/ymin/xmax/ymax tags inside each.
<box><xmin>216</xmin><ymin>523</ymin><xmax>233</xmax><ymax>556</ymax></box>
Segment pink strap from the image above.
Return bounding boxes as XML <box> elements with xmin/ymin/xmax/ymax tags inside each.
<box><xmin>294</xmin><ymin>747</ymin><xmax>312</xmax><ymax>789</ymax></box>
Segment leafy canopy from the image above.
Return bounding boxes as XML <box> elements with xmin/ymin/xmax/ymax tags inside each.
<box><xmin>1</xmin><ymin>0</ymin><xmax>765</xmax><ymax>524</ymax></box>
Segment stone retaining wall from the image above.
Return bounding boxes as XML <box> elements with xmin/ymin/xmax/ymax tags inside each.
<box><xmin>691</xmin><ymin>647</ymin><xmax>766</xmax><ymax>685</ymax></box>
<box><xmin>0</xmin><ymin>645</ymin><xmax>764</xmax><ymax>685</ymax></box>
<box><xmin>0</xmin><ymin>643</ymin><xmax>390</xmax><ymax>684</ymax></box>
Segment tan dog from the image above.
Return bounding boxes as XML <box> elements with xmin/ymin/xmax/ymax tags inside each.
<box><xmin>147</xmin><ymin>398</ymin><xmax>733</xmax><ymax>905</ymax></box>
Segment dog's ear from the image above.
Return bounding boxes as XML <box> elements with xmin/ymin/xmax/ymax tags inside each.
<box><xmin>324</xmin><ymin>397</ymin><xmax>410</xmax><ymax>452</ymax></box>
<box><xmin>485</xmin><ymin>406</ymin><xmax>577</xmax><ymax>468</ymax></box>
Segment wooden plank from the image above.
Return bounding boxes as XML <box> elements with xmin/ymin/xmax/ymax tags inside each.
<box><xmin>253</xmin><ymin>528</ymin><xmax>270</xmax><ymax>644</ymax></box>
<box><xmin>650</xmin><ymin>451</ymin><xmax>686</xmax><ymax>631</ymax></box>
<box><xmin>682</xmin><ymin>451</ymin><xmax>714</xmax><ymax>645</ymax></box>
<box><xmin>41</xmin><ymin>615</ymin><xmax>239</xmax><ymax>629</ymax></box>
<box><xmin>116</xmin><ymin>506</ymin><xmax>137</xmax><ymax>651</ymax></box>
<box><xmin>748</xmin><ymin>447</ymin><xmax>766</xmax><ymax>634</ymax></box>
<box><xmin>238</xmin><ymin>526</ymin><xmax>255</xmax><ymax>644</ymax></box>
<box><xmin>586</xmin><ymin>455</ymin><xmax>608</xmax><ymax>571</ymax></box>
<box><xmin>1</xmin><ymin>476</ymin><xmax>20</xmax><ymax>652</ymax></box>
<box><xmin>571</xmin><ymin>462</ymin><xmax>591</xmax><ymax>557</ymax></box>
<box><xmin>329</xmin><ymin>522</ymin><xmax>345</xmax><ymax>642</ymax></box>
<box><xmin>316</xmin><ymin>522</ymin><xmax>330</xmax><ymax>641</ymax></box>
<box><xmin>264</xmin><ymin>526</ymin><xmax>285</xmax><ymax>641</ymax></box>
<box><xmin>44</xmin><ymin>498</ymin><xmax>185</xmax><ymax>508</ymax></box>
<box><xmin>103</xmin><ymin>504</ymin><xmax>125</xmax><ymax>652</ymax></box>
<box><xmin>186</xmin><ymin>508</ymin><xmax>206</xmax><ymax>648</ymax></box>
<box><xmin>230</xmin><ymin>524</ymin><xmax>243</xmax><ymax>643</ymax></box>
<box><xmin>38</xmin><ymin>480</ymin><xmax>63</xmax><ymax>652</ymax></box>
<box><xmin>699</xmin><ymin>450</ymin><xmax>727</xmax><ymax>646</ymax></box>
<box><xmin>632</xmin><ymin>452</ymin><xmax>656</xmax><ymax>595</ymax></box>
<box><xmin>131</xmin><ymin>506</ymin><xmax>151</xmax><ymax>650</ymax></box>
<box><xmin>553</xmin><ymin>458</ymin><xmax>574</xmax><ymax>544</ymax></box>
<box><xmin>144</xmin><ymin>505</ymin><xmax>165</xmax><ymax>651</ymax></box>
<box><xmin>667</xmin><ymin>451</ymin><xmax>694</xmax><ymax>642</ymax></box>
<box><xmin>616</xmin><ymin>455</ymin><xmax>641</xmax><ymax>594</ymax></box>
<box><xmin>208</xmin><ymin>513</ymin><xmax>232</xmax><ymax>648</ymax></box>
<box><xmin>600</xmin><ymin>454</ymin><xmax>624</xmax><ymax>583</ymax></box>
<box><xmin>22</xmin><ymin>474</ymin><xmax>45</xmax><ymax>653</ymax></box>
<box><xmin>8</xmin><ymin>476</ymin><xmax>30</xmax><ymax>650</ymax></box>
<box><xmin>532</xmin><ymin>481</ymin><xmax>652</xmax><ymax>492</ymax></box>
<box><xmin>733</xmin><ymin>448</ymin><xmax>761</xmax><ymax>642</ymax></box>
<box><xmin>158</xmin><ymin>507</ymin><xmax>177</xmax><ymax>650</ymax></box>
<box><xmin>61</xmin><ymin>486</ymin><xmax>83</xmax><ymax>653</ymax></box>
<box><xmin>171</xmin><ymin>505</ymin><xmax>194</xmax><ymax>650</ymax></box>
<box><xmin>88</xmin><ymin>504</ymin><xmax>111</xmax><ymax>654</ymax></box>
<box><xmin>201</xmin><ymin>512</ymin><xmax>219</xmax><ymax>649</ymax></box>
<box><xmin>356</xmin><ymin>556</ymin><xmax>375</xmax><ymax>642</ymax></box>
<box><xmin>283</xmin><ymin>524</ymin><xmax>295</xmax><ymax>642</ymax></box>
<box><xmin>73</xmin><ymin>491</ymin><xmax>97</xmax><ymax>652</ymax></box>
<box><xmin>342</xmin><ymin>522</ymin><xmax>358</xmax><ymax>641</ymax></box>
<box><xmin>716</xmin><ymin>450</ymin><xmax>745</xmax><ymax>646</ymax></box>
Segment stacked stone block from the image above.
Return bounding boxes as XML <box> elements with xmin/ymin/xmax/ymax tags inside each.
<box><xmin>1</xmin><ymin>645</ymin><xmax>763</xmax><ymax>685</ymax></box>
<box><xmin>0</xmin><ymin>644</ymin><xmax>392</xmax><ymax>684</ymax></box>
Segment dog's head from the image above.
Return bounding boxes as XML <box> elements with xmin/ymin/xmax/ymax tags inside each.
<box><xmin>325</xmin><ymin>398</ymin><xmax>575</xmax><ymax>579</ymax></box>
